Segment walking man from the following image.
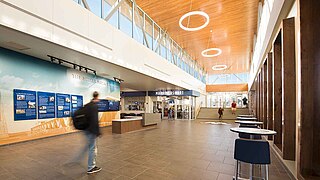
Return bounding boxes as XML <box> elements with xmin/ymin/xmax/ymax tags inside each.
<box><xmin>72</xmin><ymin>91</ymin><xmax>102</xmax><ymax>174</ymax></box>
<box><xmin>85</xmin><ymin>91</ymin><xmax>102</xmax><ymax>174</ymax></box>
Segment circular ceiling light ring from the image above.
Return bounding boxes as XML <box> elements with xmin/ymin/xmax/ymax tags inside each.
<box><xmin>212</xmin><ymin>65</ymin><xmax>228</xmax><ymax>71</ymax></box>
<box><xmin>179</xmin><ymin>11</ymin><xmax>210</xmax><ymax>31</ymax></box>
<box><xmin>201</xmin><ymin>48</ymin><xmax>222</xmax><ymax>57</ymax></box>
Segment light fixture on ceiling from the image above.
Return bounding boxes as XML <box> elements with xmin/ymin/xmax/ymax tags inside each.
<box><xmin>179</xmin><ymin>11</ymin><xmax>209</xmax><ymax>31</ymax></box>
<box><xmin>201</xmin><ymin>48</ymin><xmax>222</xmax><ymax>57</ymax></box>
<box><xmin>212</xmin><ymin>65</ymin><xmax>227</xmax><ymax>71</ymax></box>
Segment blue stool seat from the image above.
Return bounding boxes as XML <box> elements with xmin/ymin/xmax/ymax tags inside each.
<box><xmin>234</xmin><ymin>139</ymin><xmax>270</xmax><ymax>180</ymax></box>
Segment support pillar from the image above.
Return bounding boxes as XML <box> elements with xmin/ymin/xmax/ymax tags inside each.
<box><xmin>282</xmin><ymin>17</ymin><xmax>296</xmax><ymax>161</ymax></box>
<box><xmin>297</xmin><ymin>0</ymin><xmax>320</xmax><ymax>178</ymax></box>
<box><xmin>267</xmin><ymin>52</ymin><xmax>273</xmax><ymax>140</ymax></box>
<box><xmin>273</xmin><ymin>33</ymin><xmax>283</xmax><ymax>151</ymax></box>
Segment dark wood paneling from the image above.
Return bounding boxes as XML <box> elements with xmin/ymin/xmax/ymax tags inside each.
<box><xmin>259</xmin><ymin>71</ymin><xmax>263</xmax><ymax>122</ymax></box>
<box><xmin>267</xmin><ymin>52</ymin><xmax>273</xmax><ymax>140</ymax></box>
<box><xmin>273</xmin><ymin>36</ymin><xmax>283</xmax><ymax>150</ymax></box>
<box><xmin>282</xmin><ymin>17</ymin><xmax>296</xmax><ymax>161</ymax></box>
<box><xmin>298</xmin><ymin>0</ymin><xmax>320</xmax><ymax>178</ymax></box>
<box><xmin>263</xmin><ymin>62</ymin><xmax>268</xmax><ymax>129</ymax></box>
<box><xmin>256</xmin><ymin>74</ymin><xmax>260</xmax><ymax>121</ymax></box>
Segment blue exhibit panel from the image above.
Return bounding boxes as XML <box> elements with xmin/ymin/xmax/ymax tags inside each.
<box><xmin>13</xmin><ymin>89</ymin><xmax>37</xmax><ymax>121</ymax></box>
<box><xmin>56</xmin><ymin>93</ymin><xmax>71</xmax><ymax>118</ymax></box>
<box><xmin>71</xmin><ymin>95</ymin><xmax>83</xmax><ymax>114</ymax></box>
<box><xmin>37</xmin><ymin>91</ymin><xmax>56</xmax><ymax>119</ymax></box>
<box><xmin>108</xmin><ymin>101</ymin><xmax>120</xmax><ymax>111</ymax></box>
<box><xmin>97</xmin><ymin>99</ymin><xmax>109</xmax><ymax>112</ymax></box>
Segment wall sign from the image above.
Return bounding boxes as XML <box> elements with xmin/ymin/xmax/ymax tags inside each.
<box><xmin>71</xmin><ymin>95</ymin><xmax>83</xmax><ymax>115</ymax></box>
<box><xmin>108</xmin><ymin>100</ymin><xmax>120</xmax><ymax>111</ymax></box>
<box><xmin>13</xmin><ymin>89</ymin><xmax>37</xmax><ymax>121</ymax></box>
<box><xmin>37</xmin><ymin>91</ymin><xmax>56</xmax><ymax>119</ymax></box>
<box><xmin>56</xmin><ymin>93</ymin><xmax>71</xmax><ymax>118</ymax></box>
<box><xmin>97</xmin><ymin>99</ymin><xmax>109</xmax><ymax>112</ymax></box>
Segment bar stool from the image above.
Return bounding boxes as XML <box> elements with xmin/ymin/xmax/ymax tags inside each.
<box><xmin>234</xmin><ymin>139</ymin><xmax>270</xmax><ymax>180</ymax></box>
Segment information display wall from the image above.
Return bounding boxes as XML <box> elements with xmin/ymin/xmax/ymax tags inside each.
<box><xmin>71</xmin><ymin>95</ymin><xmax>83</xmax><ymax>115</ymax></box>
<box><xmin>13</xmin><ymin>89</ymin><xmax>83</xmax><ymax>121</ymax></box>
<box><xmin>56</xmin><ymin>93</ymin><xmax>71</xmax><ymax>118</ymax></box>
<box><xmin>13</xmin><ymin>89</ymin><xmax>37</xmax><ymax>120</ymax></box>
<box><xmin>38</xmin><ymin>91</ymin><xmax>56</xmax><ymax>119</ymax></box>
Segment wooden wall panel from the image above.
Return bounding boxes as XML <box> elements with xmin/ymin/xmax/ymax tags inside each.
<box><xmin>257</xmin><ymin>73</ymin><xmax>260</xmax><ymax>122</ymax></box>
<box><xmin>259</xmin><ymin>72</ymin><xmax>263</xmax><ymax>123</ymax></box>
<box><xmin>298</xmin><ymin>0</ymin><xmax>320</xmax><ymax>178</ymax></box>
<box><xmin>267</xmin><ymin>52</ymin><xmax>273</xmax><ymax>140</ymax></box>
<box><xmin>263</xmin><ymin>62</ymin><xmax>268</xmax><ymax>129</ymax></box>
<box><xmin>282</xmin><ymin>17</ymin><xmax>296</xmax><ymax>161</ymax></box>
<box><xmin>273</xmin><ymin>37</ymin><xmax>283</xmax><ymax>150</ymax></box>
<box><xmin>206</xmin><ymin>83</ymin><xmax>248</xmax><ymax>92</ymax></box>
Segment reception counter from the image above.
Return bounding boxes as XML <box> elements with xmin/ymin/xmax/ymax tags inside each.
<box><xmin>112</xmin><ymin>113</ymin><xmax>161</xmax><ymax>134</ymax></box>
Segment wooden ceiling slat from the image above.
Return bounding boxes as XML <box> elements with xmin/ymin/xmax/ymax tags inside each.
<box><xmin>136</xmin><ymin>0</ymin><xmax>258</xmax><ymax>74</ymax></box>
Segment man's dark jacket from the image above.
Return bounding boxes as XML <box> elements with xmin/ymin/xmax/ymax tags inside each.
<box><xmin>85</xmin><ymin>101</ymin><xmax>101</xmax><ymax>136</ymax></box>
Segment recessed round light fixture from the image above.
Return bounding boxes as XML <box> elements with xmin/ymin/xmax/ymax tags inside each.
<box><xmin>201</xmin><ymin>48</ymin><xmax>222</xmax><ymax>57</ymax></box>
<box><xmin>212</xmin><ymin>65</ymin><xmax>227</xmax><ymax>71</ymax></box>
<box><xmin>179</xmin><ymin>11</ymin><xmax>209</xmax><ymax>31</ymax></box>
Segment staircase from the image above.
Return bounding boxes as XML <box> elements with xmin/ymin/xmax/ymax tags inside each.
<box><xmin>197</xmin><ymin>107</ymin><xmax>250</xmax><ymax>120</ymax></box>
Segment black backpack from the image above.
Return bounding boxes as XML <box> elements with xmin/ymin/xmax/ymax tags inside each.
<box><xmin>72</xmin><ymin>104</ymin><xmax>89</xmax><ymax>130</ymax></box>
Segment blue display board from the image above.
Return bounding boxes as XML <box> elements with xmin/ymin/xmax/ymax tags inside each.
<box><xmin>13</xmin><ymin>89</ymin><xmax>37</xmax><ymax>121</ymax></box>
<box><xmin>97</xmin><ymin>99</ymin><xmax>109</xmax><ymax>112</ymax></box>
<box><xmin>71</xmin><ymin>95</ymin><xmax>83</xmax><ymax>114</ymax></box>
<box><xmin>56</xmin><ymin>93</ymin><xmax>71</xmax><ymax>118</ymax></box>
<box><xmin>37</xmin><ymin>91</ymin><xmax>56</xmax><ymax>119</ymax></box>
<box><xmin>108</xmin><ymin>100</ymin><xmax>120</xmax><ymax>111</ymax></box>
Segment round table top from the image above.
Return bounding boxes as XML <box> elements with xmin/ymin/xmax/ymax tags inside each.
<box><xmin>237</xmin><ymin>117</ymin><xmax>258</xmax><ymax>120</ymax></box>
<box><xmin>238</xmin><ymin>114</ymin><xmax>255</xmax><ymax>117</ymax></box>
<box><xmin>235</xmin><ymin>121</ymin><xmax>263</xmax><ymax>125</ymax></box>
<box><xmin>230</xmin><ymin>127</ymin><xmax>277</xmax><ymax>135</ymax></box>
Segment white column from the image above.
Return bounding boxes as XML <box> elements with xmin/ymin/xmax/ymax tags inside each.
<box><xmin>189</xmin><ymin>96</ymin><xmax>192</xmax><ymax>120</ymax></box>
<box><xmin>174</xmin><ymin>98</ymin><xmax>177</xmax><ymax>120</ymax></box>
<box><xmin>161</xmin><ymin>100</ymin><xmax>164</xmax><ymax>119</ymax></box>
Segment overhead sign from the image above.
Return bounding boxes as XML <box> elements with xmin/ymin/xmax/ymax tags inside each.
<box><xmin>155</xmin><ymin>90</ymin><xmax>184</xmax><ymax>96</ymax></box>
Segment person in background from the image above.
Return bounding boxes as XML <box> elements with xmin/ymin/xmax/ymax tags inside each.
<box><xmin>231</xmin><ymin>101</ymin><xmax>237</xmax><ymax>115</ymax></box>
<box><xmin>242</xmin><ymin>97</ymin><xmax>248</xmax><ymax>107</ymax></box>
<box><xmin>218</xmin><ymin>107</ymin><xmax>224</xmax><ymax>120</ymax></box>
<box><xmin>73</xmin><ymin>91</ymin><xmax>102</xmax><ymax>174</ymax></box>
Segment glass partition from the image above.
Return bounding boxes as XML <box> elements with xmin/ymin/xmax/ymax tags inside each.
<box><xmin>103</xmin><ymin>0</ymin><xmax>118</xmax><ymax>28</ymax></box>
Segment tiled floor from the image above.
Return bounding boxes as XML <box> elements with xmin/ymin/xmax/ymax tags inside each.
<box><xmin>0</xmin><ymin>120</ymin><xmax>293</xmax><ymax>180</ymax></box>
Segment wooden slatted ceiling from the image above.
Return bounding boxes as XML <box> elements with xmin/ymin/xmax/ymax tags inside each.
<box><xmin>136</xmin><ymin>0</ymin><xmax>258</xmax><ymax>74</ymax></box>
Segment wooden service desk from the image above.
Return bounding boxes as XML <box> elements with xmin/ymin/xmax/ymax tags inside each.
<box><xmin>112</xmin><ymin>118</ymin><xmax>156</xmax><ymax>134</ymax></box>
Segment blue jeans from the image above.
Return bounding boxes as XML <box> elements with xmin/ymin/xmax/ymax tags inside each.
<box><xmin>85</xmin><ymin>131</ymin><xmax>97</xmax><ymax>171</ymax></box>
<box><xmin>73</xmin><ymin>131</ymin><xmax>97</xmax><ymax>170</ymax></box>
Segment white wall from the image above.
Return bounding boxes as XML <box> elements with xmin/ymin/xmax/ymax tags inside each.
<box><xmin>0</xmin><ymin>0</ymin><xmax>206</xmax><ymax>93</ymax></box>
<box><xmin>248</xmin><ymin>0</ymin><xmax>285</xmax><ymax>89</ymax></box>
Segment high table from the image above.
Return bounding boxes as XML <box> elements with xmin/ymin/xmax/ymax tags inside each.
<box><xmin>230</xmin><ymin>127</ymin><xmax>276</xmax><ymax>136</ymax></box>
<box><xmin>236</xmin><ymin>117</ymin><xmax>258</xmax><ymax>121</ymax></box>
<box><xmin>238</xmin><ymin>114</ymin><xmax>255</xmax><ymax>118</ymax></box>
<box><xmin>230</xmin><ymin>127</ymin><xmax>276</xmax><ymax>180</ymax></box>
<box><xmin>235</xmin><ymin>121</ymin><xmax>263</xmax><ymax>126</ymax></box>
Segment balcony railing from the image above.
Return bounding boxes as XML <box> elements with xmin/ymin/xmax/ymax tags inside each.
<box><xmin>72</xmin><ymin>0</ymin><xmax>207</xmax><ymax>83</ymax></box>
